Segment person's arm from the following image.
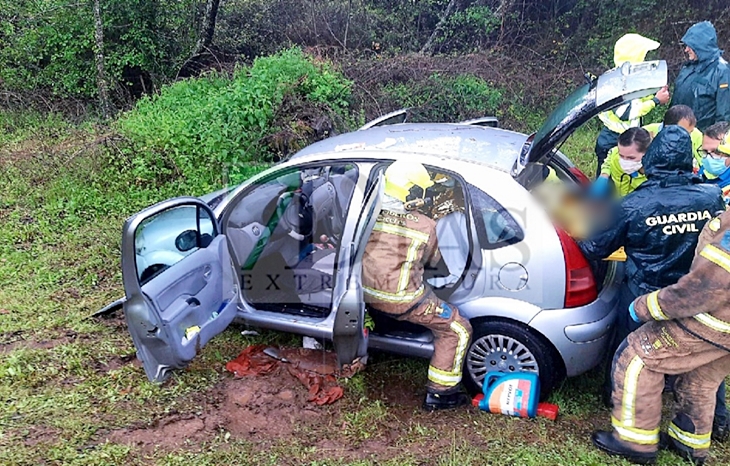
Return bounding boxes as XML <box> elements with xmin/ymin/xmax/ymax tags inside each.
<box><xmin>633</xmin><ymin>86</ymin><xmax>670</xmax><ymax>119</ymax></box>
<box><xmin>633</xmin><ymin>208</ymin><xmax>730</xmax><ymax>322</ymax></box>
<box><xmin>577</xmin><ymin>204</ymin><xmax>629</xmax><ymax>260</ymax></box>
<box><xmin>715</xmin><ymin>66</ymin><xmax>730</xmax><ymax>124</ymax></box>
<box><xmin>632</xmin><ymin>239</ymin><xmax>730</xmax><ymax>321</ymax></box>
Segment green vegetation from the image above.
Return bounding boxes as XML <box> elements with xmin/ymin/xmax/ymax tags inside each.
<box><xmin>118</xmin><ymin>48</ymin><xmax>352</xmax><ymax>193</ymax></box>
<box><xmin>382</xmin><ymin>73</ymin><xmax>503</xmax><ymax>123</ymax></box>
<box><xmin>3</xmin><ymin>1</ymin><xmax>730</xmax><ymax>464</ymax></box>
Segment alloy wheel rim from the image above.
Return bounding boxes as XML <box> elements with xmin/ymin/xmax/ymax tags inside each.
<box><xmin>466</xmin><ymin>333</ymin><xmax>539</xmax><ymax>387</ymax></box>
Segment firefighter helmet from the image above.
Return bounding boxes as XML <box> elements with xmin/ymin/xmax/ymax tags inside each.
<box><xmin>384</xmin><ymin>160</ymin><xmax>434</xmax><ymax>202</ymax></box>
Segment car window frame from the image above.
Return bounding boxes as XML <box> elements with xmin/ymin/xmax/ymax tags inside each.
<box><xmin>465</xmin><ymin>181</ymin><xmax>525</xmax><ymax>250</ymax></box>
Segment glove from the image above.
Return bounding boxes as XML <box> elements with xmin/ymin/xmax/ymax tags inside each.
<box><xmin>629</xmin><ymin>302</ymin><xmax>641</xmax><ymax>323</ymax></box>
<box><xmin>588</xmin><ymin>176</ymin><xmax>609</xmax><ymax>198</ymax></box>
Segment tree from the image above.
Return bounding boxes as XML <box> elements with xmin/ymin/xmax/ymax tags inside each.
<box><xmin>93</xmin><ymin>0</ymin><xmax>113</xmax><ymax>119</ymax></box>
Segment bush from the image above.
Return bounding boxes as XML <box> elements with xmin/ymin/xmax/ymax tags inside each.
<box><xmin>117</xmin><ymin>48</ymin><xmax>353</xmax><ymax>194</ymax></box>
<box><xmin>382</xmin><ymin>72</ymin><xmax>503</xmax><ymax>123</ymax></box>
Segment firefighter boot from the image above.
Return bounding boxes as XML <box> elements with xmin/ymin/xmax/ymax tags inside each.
<box><xmin>591</xmin><ymin>431</ymin><xmax>657</xmax><ymax>464</ymax></box>
<box><xmin>422</xmin><ymin>387</ymin><xmax>469</xmax><ymax>412</ymax></box>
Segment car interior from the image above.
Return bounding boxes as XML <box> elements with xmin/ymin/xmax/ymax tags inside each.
<box><xmin>224</xmin><ymin>163</ymin><xmax>358</xmax><ymax>317</ymax></box>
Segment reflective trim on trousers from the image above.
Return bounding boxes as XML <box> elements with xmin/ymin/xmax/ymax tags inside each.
<box><xmin>450</xmin><ymin>321</ymin><xmax>470</xmax><ymax>372</ymax></box>
<box><xmin>611</xmin><ymin>416</ymin><xmax>660</xmax><ymax>445</ymax></box>
<box><xmin>428</xmin><ymin>366</ymin><xmax>461</xmax><ymax>387</ymax></box>
<box><xmin>647</xmin><ymin>291</ymin><xmax>669</xmax><ymax>321</ymax></box>
<box><xmin>668</xmin><ymin>422</ymin><xmax>711</xmax><ymax>449</ymax></box>
<box><xmin>621</xmin><ymin>355</ymin><xmax>645</xmax><ymax>427</ymax></box>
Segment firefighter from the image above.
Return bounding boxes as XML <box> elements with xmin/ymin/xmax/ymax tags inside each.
<box><xmin>671</xmin><ymin>21</ymin><xmax>730</xmax><ymax>132</ymax></box>
<box><xmin>592</xmin><ymin>209</ymin><xmax>730</xmax><ymax>465</ymax></box>
<box><xmin>362</xmin><ymin>160</ymin><xmax>472</xmax><ymax>411</ymax></box>
<box><xmin>595</xmin><ymin>33</ymin><xmax>670</xmax><ymax>178</ymax></box>
<box><xmin>579</xmin><ymin>125</ymin><xmax>725</xmax><ymax>408</ymax></box>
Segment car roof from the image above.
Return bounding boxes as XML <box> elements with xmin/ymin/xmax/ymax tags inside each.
<box><xmin>289</xmin><ymin>123</ymin><xmax>527</xmax><ymax>173</ymax></box>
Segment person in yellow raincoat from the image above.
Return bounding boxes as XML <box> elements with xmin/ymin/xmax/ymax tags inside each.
<box><xmin>594</xmin><ymin>33</ymin><xmax>670</xmax><ymax>178</ymax></box>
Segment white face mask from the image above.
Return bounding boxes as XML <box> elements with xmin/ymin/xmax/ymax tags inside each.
<box><xmin>618</xmin><ymin>158</ymin><xmax>642</xmax><ymax>174</ymax></box>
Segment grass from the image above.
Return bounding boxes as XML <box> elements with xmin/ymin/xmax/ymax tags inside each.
<box><xmin>2</xmin><ymin>109</ymin><xmax>730</xmax><ymax>466</ymax></box>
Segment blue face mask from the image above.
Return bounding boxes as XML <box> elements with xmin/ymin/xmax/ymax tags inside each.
<box><xmin>703</xmin><ymin>156</ymin><xmax>730</xmax><ymax>176</ymax></box>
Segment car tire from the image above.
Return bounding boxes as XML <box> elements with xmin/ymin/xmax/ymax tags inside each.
<box><xmin>464</xmin><ymin>320</ymin><xmax>562</xmax><ymax>399</ymax></box>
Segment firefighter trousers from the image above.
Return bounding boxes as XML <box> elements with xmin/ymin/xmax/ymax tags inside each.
<box><xmin>610</xmin><ymin>323</ymin><xmax>730</xmax><ymax>459</ymax></box>
<box><xmin>393</xmin><ymin>293</ymin><xmax>472</xmax><ymax>393</ymax></box>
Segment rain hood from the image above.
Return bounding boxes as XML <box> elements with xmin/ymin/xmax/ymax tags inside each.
<box><xmin>614</xmin><ymin>33</ymin><xmax>660</xmax><ymax>67</ymax></box>
<box><xmin>682</xmin><ymin>21</ymin><xmax>723</xmax><ymax>64</ymax></box>
<box><xmin>642</xmin><ymin>125</ymin><xmax>695</xmax><ymax>179</ymax></box>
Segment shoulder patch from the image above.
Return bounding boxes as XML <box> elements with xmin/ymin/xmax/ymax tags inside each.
<box><xmin>721</xmin><ymin>231</ymin><xmax>730</xmax><ymax>251</ymax></box>
<box><xmin>709</xmin><ymin>217</ymin><xmax>722</xmax><ymax>232</ymax></box>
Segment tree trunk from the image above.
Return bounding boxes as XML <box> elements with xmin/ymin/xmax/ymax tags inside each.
<box><xmin>93</xmin><ymin>0</ymin><xmax>113</xmax><ymax>120</ymax></box>
<box><xmin>193</xmin><ymin>0</ymin><xmax>221</xmax><ymax>55</ymax></box>
<box><xmin>419</xmin><ymin>0</ymin><xmax>458</xmax><ymax>56</ymax></box>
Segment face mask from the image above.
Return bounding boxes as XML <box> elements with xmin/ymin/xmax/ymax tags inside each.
<box><xmin>618</xmin><ymin>158</ymin><xmax>642</xmax><ymax>174</ymax></box>
<box><xmin>703</xmin><ymin>156</ymin><xmax>730</xmax><ymax>176</ymax></box>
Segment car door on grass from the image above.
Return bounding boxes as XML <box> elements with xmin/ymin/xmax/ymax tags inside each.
<box><xmin>121</xmin><ymin>198</ymin><xmax>239</xmax><ymax>382</ymax></box>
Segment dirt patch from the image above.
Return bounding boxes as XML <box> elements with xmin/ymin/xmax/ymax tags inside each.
<box><xmin>105</xmin><ymin>366</ymin><xmax>339</xmax><ymax>453</ymax></box>
<box><xmin>19</xmin><ymin>425</ymin><xmax>64</xmax><ymax>448</ymax></box>
<box><xmin>0</xmin><ymin>333</ymin><xmax>75</xmax><ymax>354</ymax></box>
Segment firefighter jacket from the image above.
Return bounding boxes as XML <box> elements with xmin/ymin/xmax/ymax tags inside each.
<box><xmin>599</xmin><ymin>146</ymin><xmax>647</xmax><ymax>198</ymax></box>
<box><xmin>671</xmin><ymin>21</ymin><xmax>730</xmax><ymax>131</ymax></box>
<box><xmin>362</xmin><ymin>205</ymin><xmax>441</xmax><ymax>315</ymax></box>
<box><xmin>633</xmin><ymin>208</ymin><xmax>730</xmax><ymax>352</ymax></box>
<box><xmin>579</xmin><ymin>126</ymin><xmax>725</xmax><ymax>296</ymax></box>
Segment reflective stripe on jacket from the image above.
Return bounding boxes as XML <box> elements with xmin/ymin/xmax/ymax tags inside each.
<box><xmin>598</xmin><ymin>96</ymin><xmax>658</xmax><ymax>134</ymax></box>
<box><xmin>362</xmin><ymin>208</ymin><xmax>440</xmax><ymax>314</ymax></box>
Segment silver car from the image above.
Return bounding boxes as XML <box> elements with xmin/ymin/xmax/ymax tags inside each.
<box><xmin>118</xmin><ymin>60</ymin><xmax>667</xmax><ymax>396</ymax></box>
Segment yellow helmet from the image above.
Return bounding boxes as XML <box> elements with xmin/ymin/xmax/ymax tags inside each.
<box><xmin>384</xmin><ymin>159</ymin><xmax>434</xmax><ymax>202</ymax></box>
<box><xmin>614</xmin><ymin>33</ymin><xmax>660</xmax><ymax>67</ymax></box>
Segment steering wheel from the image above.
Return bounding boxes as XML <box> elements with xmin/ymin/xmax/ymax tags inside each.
<box><xmin>277</xmin><ymin>191</ymin><xmax>313</xmax><ymax>241</ymax></box>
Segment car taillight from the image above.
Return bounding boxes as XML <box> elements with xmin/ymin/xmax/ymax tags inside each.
<box><xmin>555</xmin><ymin>227</ymin><xmax>597</xmax><ymax>308</ymax></box>
<box><xmin>568</xmin><ymin>167</ymin><xmax>591</xmax><ymax>187</ymax></box>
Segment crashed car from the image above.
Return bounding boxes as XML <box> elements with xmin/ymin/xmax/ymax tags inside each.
<box><xmin>119</xmin><ymin>60</ymin><xmax>667</xmax><ymax>396</ymax></box>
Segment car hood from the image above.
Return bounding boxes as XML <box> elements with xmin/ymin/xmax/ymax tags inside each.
<box><xmin>514</xmin><ymin>60</ymin><xmax>668</xmax><ymax>180</ymax></box>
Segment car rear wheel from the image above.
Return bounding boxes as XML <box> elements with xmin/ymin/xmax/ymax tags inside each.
<box><xmin>464</xmin><ymin>320</ymin><xmax>561</xmax><ymax>399</ymax></box>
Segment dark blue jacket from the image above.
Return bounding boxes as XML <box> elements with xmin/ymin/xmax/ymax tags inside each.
<box><xmin>579</xmin><ymin>126</ymin><xmax>725</xmax><ymax>295</ymax></box>
<box><xmin>671</xmin><ymin>21</ymin><xmax>730</xmax><ymax>131</ymax></box>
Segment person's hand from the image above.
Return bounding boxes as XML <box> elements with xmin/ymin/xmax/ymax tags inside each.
<box><xmin>655</xmin><ymin>86</ymin><xmax>670</xmax><ymax>105</ymax></box>
<box><xmin>588</xmin><ymin>175</ymin><xmax>610</xmax><ymax>198</ymax></box>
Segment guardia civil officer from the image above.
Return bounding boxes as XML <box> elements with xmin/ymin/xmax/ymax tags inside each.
<box><xmin>579</xmin><ymin>125</ymin><xmax>725</xmax><ymax>415</ymax></box>
<box><xmin>361</xmin><ymin>160</ymin><xmax>472</xmax><ymax>411</ymax></box>
<box><xmin>592</xmin><ymin>209</ymin><xmax>730</xmax><ymax>465</ymax></box>
<box><xmin>671</xmin><ymin>21</ymin><xmax>730</xmax><ymax>132</ymax></box>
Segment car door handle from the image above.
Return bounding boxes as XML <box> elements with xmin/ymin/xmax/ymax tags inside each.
<box><xmin>186</xmin><ymin>297</ymin><xmax>201</xmax><ymax>306</ymax></box>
